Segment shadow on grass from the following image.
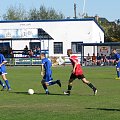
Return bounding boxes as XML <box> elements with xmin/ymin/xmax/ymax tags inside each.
<box><xmin>10</xmin><ymin>91</ymin><xmax>29</xmax><ymax>95</ymax></box>
<box><xmin>86</xmin><ymin>107</ymin><xmax>120</xmax><ymax>112</ymax></box>
<box><xmin>9</xmin><ymin>91</ymin><xmax>97</xmax><ymax>96</ymax></box>
<box><xmin>10</xmin><ymin>91</ymin><xmax>64</xmax><ymax>96</ymax></box>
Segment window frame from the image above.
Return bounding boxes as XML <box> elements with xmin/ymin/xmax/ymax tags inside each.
<box><xmin>71</xmin><ymin>42</ymin><xmax>82</xmax><ymax>54</ymax></box>
<box><xmin>54</xmin><ymin>42</ymin><xmax>63</xmax><ymax>54</ymax></box>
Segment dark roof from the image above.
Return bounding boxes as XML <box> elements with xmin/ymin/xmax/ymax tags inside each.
<box><xmin>38</xmin><ymin>28</ymin><xmax>53</xmax><ymax>40</ymax></box>
<box><xmin>81</xmin><ymin>42</ymin><xmax>120</xmax><ymax>46</ymax></box>
<box><xmin>0</xmin><ymin>18</ymin><xmax>96</xmax><ymax>23</ymax></box>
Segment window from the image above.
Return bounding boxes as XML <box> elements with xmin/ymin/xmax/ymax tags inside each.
<box><xmin>54</xmin><ymin>42</ymin><xmax>63</xmax><ymax>54</ymax></box>
<box><xmin>71</xmin><ymin>42</ymin><xmax>82</xmax><ymax>54</ymax></box>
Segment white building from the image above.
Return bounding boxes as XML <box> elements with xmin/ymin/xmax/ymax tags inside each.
<box><xmin>0</xmin><ymin>18</ymin><xmax>104</xmax><ymax>57</ymax></box>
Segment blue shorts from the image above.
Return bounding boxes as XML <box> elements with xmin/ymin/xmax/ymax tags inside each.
<box><xmin>116</xmin><ymin>62</ymin><xmax>120</xmax><ymax>68</ymax></box>
<box><xmin>42</xmin><ymin>73</ymin><xmax>53</xmax><ymax>83</ymax></box>
<box><xmin>0</xmin><ymin>67</ymin><xmax>7</xmax><ymax>75</ymax></box>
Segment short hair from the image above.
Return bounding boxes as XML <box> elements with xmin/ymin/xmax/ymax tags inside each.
<box><xmin>67</xmin><ymin>49</ymin><xmax>73</xmax><ymax>54</ymax></box>
<box><xmin>112</xmin><ymin>48</ymin><xmax>116</xmax><ymax>51</ymax></box>
<box><xmin>40</xmin><ymin>52</ymin><xmax>46</xmax><ymax>56</ymax></box>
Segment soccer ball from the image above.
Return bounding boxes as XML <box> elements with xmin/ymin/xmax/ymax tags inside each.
<box><xmin>28</xmin><ymin>89</ymin><xmax>34</xmax><ymax>95</ymax></box>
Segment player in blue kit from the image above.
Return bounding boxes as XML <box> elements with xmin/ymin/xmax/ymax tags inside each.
<box><xmin>40</xmin><ymin>53</ymin><xmax>61</xmax><ymax>94</ymax></box>
<box><xmin>112</xmin><ymin>49</ymin><xmax>120</xmax><ymax>79</ymax></box>
<box><xmin>0</xmin><ymin>53</ymin><xmax>11</xmax><ymax>91</ymax></box>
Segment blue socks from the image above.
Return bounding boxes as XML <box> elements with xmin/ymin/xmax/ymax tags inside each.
<box><xmin>5</xmin><ymin>80</ymin><xmax>11</xmax><ymax>89</ymax></box>
<box><xmin>117</xmin><ymin>71</ymin><xmax>120</xmax><ymax>78</ymax></box>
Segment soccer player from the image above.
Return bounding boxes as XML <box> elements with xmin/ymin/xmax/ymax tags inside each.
<box><xmin>112</xmin><ymin>49</ymin><xmax>120</xmax><ymax>79</ymax></box>
<box><xmin>40</xmin><ymin>53</ymin><xmax>61</xmax><ymax>94</ymax></box>
<box><xmin>64</xmin><ymin>49</ymin><xmax>97</xmax><ymax>95</ymax></box>
<box><xmin>0</xmin><ymin>53</ymin><xmax>11</xmax><ymax>91</ymax></box>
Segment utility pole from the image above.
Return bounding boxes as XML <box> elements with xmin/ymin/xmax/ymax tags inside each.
<box><xmin>74</xmin><ymin>1</ymin><xmax>77</xmax><ymax>19</ymax></box>
<box><xmin>82</xmin><ymin>0</ymin><xmax>86</xmax><ymax>18</ymax></box>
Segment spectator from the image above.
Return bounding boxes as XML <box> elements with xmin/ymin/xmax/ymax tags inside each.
<box><xmin>28</xmin><ymin>49</ymin><xmax>34</xmax><ymax>58</ymax></box>
<box><xmin>104</xmin><ymin>55</ymin><xmax>109</xmax><ymax>66</ymax></box>
<box><xmin>100</xmin><ymin>54</ymin><xmax>105</xmax><ymax>66</ymax></box>
<box><xmin>8</xmin><ymin>47</ymin><xmax>14</xmax><ymax>65</ymax></box>
<box><xmin>23</xmin><ymin>45</ymin><xmax>29</xmax><ymax>56</ymax></box>
<box><xmin>107</xmin><ymin>54</ymin><xmax>115</xmax><ymax>66</ymax></box>
<box><xmin>96</xmin><ymin>53</ymin><xmax>101</xmax><ymax>66</ymax></box>
<box><xmin>92</xmin><ymin>53</ymin><xmax>96</xmax><ymax>65</ymax></box>
<box><xmin>8</xmin><ymin>47</ymin><xmax>14</xmax><ymax>58</ymax></box>
<box><xmin>36</xmin><ymin>47</ymin><xmax>41</xmax><ymax>55</ymax></box>
<box><xmin>33</xmin><ymin>47</ymin><xmax>37</xmax><ymax>55</ymax></box>
<box><xmin>86</xmin><ymin>53</ymin><xmax>92</xmax><ymax>66</ymax></box>
<box><xmin>83</xmin><ymin>58</ymin><xmax>87</xmax><ymax>66</ymax></box>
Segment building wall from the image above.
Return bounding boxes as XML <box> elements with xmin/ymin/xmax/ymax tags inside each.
<box><xmin>0</xmin><ymin>19</ymin><xmax>104</xmax><ymax>56</ymax></box>
<box><xmin>92</xmin><ymin>22</ymin><xmax>104</xmax><ymax>43</ymax></box>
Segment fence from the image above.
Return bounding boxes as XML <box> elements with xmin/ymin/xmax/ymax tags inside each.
<box><xmin>6</xmin><ymin>56</ymin><xmax>82</xmax><ymax>66</ymax></box>
<box><xmin>6</xmin><ymin>58</ymin><xmax>42</xmax><ymax>66</ymax></box>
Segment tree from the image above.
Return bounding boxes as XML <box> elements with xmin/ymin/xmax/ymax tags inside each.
<box><xmin>3</xmin><ymin>4</ymin><xmax>27</xmax><ymax>20</ymax></box>
<box><xmin>28</xmin><ymin>5</ymin><xmax>65</xmax><ymax>20</ymax></box>
<box><xmin>47</xmin><ymin>8</ymin><xmax>64</xmax><ymax>20</ymax></box>
<box><xmin>2</xmin><ymin>5</ymin><xmax>65</xmax><ymax>20</ymax></box>
<box><xmin>97</xmin><ymin>18</ymin><xmax>120</xmax><ymax>42</ymax></box>
<box><xmin>28</xmin><ymin>8</ymin><xmax>38</xmax><ymax>20</ymax></box>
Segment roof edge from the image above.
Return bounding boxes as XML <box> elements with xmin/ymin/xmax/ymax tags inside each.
<box><xmin>0</xmin><ymin>18</ymin><xmax>95</xmax><ymax>23</ymax></box>
<box><xmin>0</xmin><ymin>18</ymin><xmax>104</xmax><ymax>33</ymax></box>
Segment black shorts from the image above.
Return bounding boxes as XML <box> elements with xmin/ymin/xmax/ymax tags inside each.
<box><xmin>69</xmin><ymin>73</ymin><xmax>85</xmax><ymax>82</ymax></box>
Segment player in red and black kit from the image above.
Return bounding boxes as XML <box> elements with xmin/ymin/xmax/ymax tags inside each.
<box><xmin>64</xmin><ymin>49</ymin><xmax>97</xmax><ymax>95</ymax></box>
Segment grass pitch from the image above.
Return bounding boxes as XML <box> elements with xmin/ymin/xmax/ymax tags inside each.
<box><xmin>0</xmin><ymin>66</ymin><xmax>120</xmax><ymax>120</ymax></box>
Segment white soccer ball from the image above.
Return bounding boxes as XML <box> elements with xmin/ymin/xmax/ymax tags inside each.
<box><xmin>28</xmin><ymin>89</ymin><xmax>34</xmax><ymax>95</ymax></box>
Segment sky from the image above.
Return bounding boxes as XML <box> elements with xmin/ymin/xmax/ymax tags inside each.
<box><xmin>0</xmin><ymin>0</ymin><xmax>120</xmax><ymax>21</ymax></box>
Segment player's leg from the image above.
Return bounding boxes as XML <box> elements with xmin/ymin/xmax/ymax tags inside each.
<box><xmin>0</xmin><ymin>72</ymin><xmax>6</xmax><ymax>89</ymax></box>
<box><xmin>49</xmin><ymin>80</ymin><xmax>61</xmax><ymax>87</ymax></box>
<box><xmin>41</xmin><ymin>74</ymin><xmax>61</xmax><ymax>94</ymax></box>
<box><xmin>2</xmin><ymin>74</ymin><xmax>11</xmax><ymax>91</ymax></box>
<box><xmin>80</xmin><ymin>75</ymin><xmax>97</xmax><ymax>95</ymax></box>
<box><xmin>0</xmin><ymin>79</ymin><xmax>6</xmax><ymax>91</ymax></box>
<box><xmin>41</xmin><ymin>79</ymin><xmax>50</xmax><ymax>94</ymax></box>
<box><xmin>46</xmin><ymin>74</ymin><xmax>61</xmax><ymax>87</ymax></box>
<box><xmin>64</xmin><ymin>73</ymin><xmax>76</xmax><ymax>95</ymax></box>
<box><xmin>116</xmin><ymin>64</ymin><xmax>120</xmax><ymax>79</ymax></box>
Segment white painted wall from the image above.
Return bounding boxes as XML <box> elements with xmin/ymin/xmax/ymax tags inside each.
<box><xmin>92</xmin><ymin>22</ymin><xmax>104</xmax><ymax>43</ymax></box>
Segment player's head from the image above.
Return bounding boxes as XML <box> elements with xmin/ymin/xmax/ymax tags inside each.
<box><xmin>40</xmin><ymin>53</ymin><xmax>45</xmax><ymax>59</ymax></box>
<box><xmin>112</xmin><ymin>49</ymin><xmax>117</xmax><ymax>54</ymax></box>
<box><xmin>67</xmin><ymin>49</ymin><xmax>72</xmax><ymax>57</ymax></box>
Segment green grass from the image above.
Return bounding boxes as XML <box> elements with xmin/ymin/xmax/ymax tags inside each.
<box><xmin>0</xmin><ymin>66</ymin><xmax>120</xmax><ymax>120</ymax></box>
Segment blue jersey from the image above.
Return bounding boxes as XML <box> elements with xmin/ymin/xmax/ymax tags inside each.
<box><xmin>0</xmin><ymin>54</ymin><xmax>7</xmax><ymax>75</ymax></box>
<box><xmin>42</xmin><ymin>58</ymin><xmax>52</xmax><ymax>73</ymax></box>
<box><xmin>114</xmin><ymin>53</ymin><xmax>120</xmax><ymax>67</ymax></box>
<box><xmin>42</xmin><ymin>58</ymin><xmax>53</xmax><ymax>82</ymax></box>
